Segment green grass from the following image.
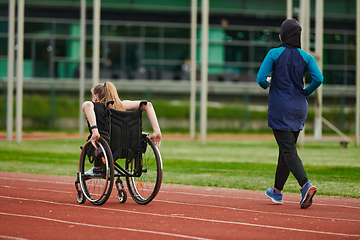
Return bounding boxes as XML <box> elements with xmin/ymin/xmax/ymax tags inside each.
<box><xmin>0</xmin><ymin>95</ymin><xmax>357</xmax><ymax>134</ymax></box>
<box><xmin>0</xmin><ymin>136</ymin><xmax>359</xmax><ymax>198</ymax></box>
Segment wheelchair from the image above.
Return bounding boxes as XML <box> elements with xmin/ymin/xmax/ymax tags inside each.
<box><xmin>75</xmin><ymin>100</ymin><xmax>163</xmax><ymax>206</ymax></box>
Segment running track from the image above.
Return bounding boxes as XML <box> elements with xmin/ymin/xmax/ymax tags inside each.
<box><xmin>0</xmin><ymin>172</ymin><xmax>359</xmax><ymax>240</ymax></box>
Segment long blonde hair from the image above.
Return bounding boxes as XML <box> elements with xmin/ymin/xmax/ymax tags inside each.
<box><xmin>92</xmin><ymin>81</ymin><xmax>126</xmax><ymax>111</ymax></box>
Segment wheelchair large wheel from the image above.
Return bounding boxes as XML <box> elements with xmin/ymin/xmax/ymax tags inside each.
<box><xmin>126</xmin><ymin>136</ymin><xmax>163</xmax><ymax>205</ymax></box>
<box><xmin>78</xmin><ymin>137</ymin><xmax>114</xmax><ymax>206</ymax></box>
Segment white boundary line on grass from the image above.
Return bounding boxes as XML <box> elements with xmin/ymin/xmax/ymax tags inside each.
<box><xmin>1</xmin><ymin>195</ymin><xmax>359</xmax><ymax>238</ymax></box>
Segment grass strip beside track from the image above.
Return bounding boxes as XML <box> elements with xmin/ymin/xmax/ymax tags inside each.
<box><xmin>0</xmin><ymin>137</ymin><xmax>359</xmax><ymax>198</ymax></box>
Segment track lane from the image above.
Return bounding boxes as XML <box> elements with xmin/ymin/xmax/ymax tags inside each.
<box><xmin>0</xmin><ymin>172</ymin><xmax>359</xmax><ymax>240</ymax></box>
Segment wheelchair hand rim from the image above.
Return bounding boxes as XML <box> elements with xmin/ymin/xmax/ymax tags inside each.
<box><xmin>79</xmin><ymin>141</ymin><xmax>110</xmax><ymax>203</ymax></box>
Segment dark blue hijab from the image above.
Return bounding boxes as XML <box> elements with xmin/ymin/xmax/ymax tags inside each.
<box><xmin>279</xmin><ymin>18</ymin><xmax>302</xmax><ymax>49</ymax></box>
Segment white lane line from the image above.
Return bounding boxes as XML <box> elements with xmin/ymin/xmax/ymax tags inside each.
<box><xmin>0</xmin><ymin>235</ymin><xmax>28</xmax><ymax>240</ymax></box>
<box><xmin>0</xmin><ymin>176</ymin><xmax>73</xmax><ymax>186</ymax></box>
<box><xmin>1</xmin><ymin>196</ymin><xmax>359</xmax><ymax>238</ymax></box>
<box><xmin>155</xmin><ymin>199</ymin><xmax>360</xmax><ymax>223</ymax></box>
<box><xmin>1</xmin><ymin>176</ymin><xmax>360</xmax><ymax>209</ymax></box>
<box><xmin>159</xmin><ymin>189</ymin><xmax>360</xmax><ymax>210</ymax></box>
<box><xmin>27</xmin><ymin>188</ymin><xmax>73</xmax><ymax>194</ymax></box>
<box><xmin>9</xmin><ymin>186</ymin><xmax>360</xmax><ymax>223</ymax></box>
<box><xmin>0</xmin><ymin>212</ymin><xmax>212</xmax><ymax>240</ymax></box>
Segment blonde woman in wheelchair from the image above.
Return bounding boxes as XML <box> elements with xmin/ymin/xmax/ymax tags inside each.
<box><xmin>83</xmin><ymin>81</ymin><xmax>162</xmax><ymax>146</ymax></box>
<box><xmin>82</xmin><ymin>81</ymin><xmax>162</xmax><ymax>175</ymax></box>
<box><xmin>76</xmin><ymin>81</ymin><xmax>163</xmax><ymax>205</ymax></box>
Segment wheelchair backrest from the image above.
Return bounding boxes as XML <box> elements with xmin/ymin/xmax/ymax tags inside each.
<box><xmin>107</xmin><ymin>103</ymin><xmax>145</xmax><ymax>160</ymax></box>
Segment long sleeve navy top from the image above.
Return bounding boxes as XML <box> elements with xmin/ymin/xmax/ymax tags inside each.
<box><xmin>257</xmin><ymin>47</ymin><xmax>323</xmax><ymax>131</ymax></box>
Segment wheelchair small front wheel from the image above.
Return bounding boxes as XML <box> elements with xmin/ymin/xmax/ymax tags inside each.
<box><xmin>118</xmin><ymin>190</ymin><xmax>127</xmax><ymax>203</ymax></box>
<box><xmin>126</xmin><ymin>136</ymin><xmax>163</xmax><ymax>205</ymax></box>
<box><xmin>77</xmin><ymin>191</ymin><xmax>86</xmax><ymax>204</ymax></box>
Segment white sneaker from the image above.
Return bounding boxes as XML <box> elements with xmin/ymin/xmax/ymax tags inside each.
<box><xmin>85</xmin><ymin>166</ymin><xmax>105</xmax><ymax>176</ymax></box>
<box><xmin>85</xmin><ymin>167</ymin><xmax>96</xmax><ymax>175</ymax></box>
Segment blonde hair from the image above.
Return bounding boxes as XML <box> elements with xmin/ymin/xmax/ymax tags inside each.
<box><xmin>92</xmin><ymin>81</ymin><xmax>126</xmax><ymax>111</ymax></box>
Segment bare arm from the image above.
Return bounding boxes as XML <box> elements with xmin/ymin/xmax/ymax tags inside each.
<box><xmin>82</xmin><ymin>101</ymin><xmax>100</xmax><ymax>149</ymax></box>
<box><xmin>122</xmin><ymin>100</ymin><xmax>162</xmax><ymax>147</ymax></box>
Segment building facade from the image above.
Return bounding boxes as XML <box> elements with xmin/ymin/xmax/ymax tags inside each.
<box><xmin>0</xmin><ymin>0</ymin><xmax>357</xmax><ymax>85</ymax></box>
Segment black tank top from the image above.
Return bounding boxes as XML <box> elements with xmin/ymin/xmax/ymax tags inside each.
<box><xmin>87</xmin><ymin>102</ymin><xmax>107</xmax><ymax>134</ymax></box>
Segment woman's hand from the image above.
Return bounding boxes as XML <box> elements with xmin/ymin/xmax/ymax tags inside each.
<box><xmin>267</xmin><ymin>77</ymin><xmax>271</xmax><ymax>88</ymax></box>
<box><xmin>90</xmin><ymin>128</ymin><xmax>100</xmax><ymax>149</ymax></box>
<box><xmin>150</xmin><ymin>131</ymin><xmax>162</xmax><ymax>148</ymax></box>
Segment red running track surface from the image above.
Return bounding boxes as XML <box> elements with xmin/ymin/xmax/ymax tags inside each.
<box><xmin>0</xmin><ymin>171</ymin><xmax>359</xmax><ymax>240</ymax></box>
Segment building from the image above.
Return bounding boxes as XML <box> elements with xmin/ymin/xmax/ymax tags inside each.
<box><xmin>0</xmin><ymin>0</ymin><xmax>356</xmax><ymax>86</ymax></box>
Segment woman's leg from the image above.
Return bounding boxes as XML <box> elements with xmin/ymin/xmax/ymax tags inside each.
<box><xmin>274</xmin><ymin>148</ymin><xmax>290</xmax><ymax>191</ymax></box>
<box><xmin>272</xmin><ymin>129</ymin><xmax>308</xmax><ymax>187</ymax></box>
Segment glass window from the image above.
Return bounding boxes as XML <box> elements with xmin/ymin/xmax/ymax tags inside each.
<box><xmin>55</xmin><ymin>23</ymin><xmax>72</xmax><ymax>35</ymax></box>
<box><xmin>325</xmin><ymin>49</ymin><xmax>344</xmax><ymax>64</ymax></box>
<box><xmin>55</xmin><ymin>39</ymin><xmax>95</xmax><ymax>59</ymax></box>
<box><xmin>164</xmin><ymin>27</ymin><xmax>189</xmax><ymax>39</ymax></box>
<box><xmin>86</xmin><ymin>24</ymin><xmax>93</xmax><ymax>36</ymax></box>
<box><xmin>236</xmin><ymin>68</ymin><xmax>257</xmax><ymax>82</ymax></box>
<box><xmin>164</xmin><ymin>43</ymin><xmax>189</xmax><ymax>60</ymax></box>
<box><xmin>347</xmin><ymin>49</ymin><xmax>355</xmax><ymax>65</ymax></box>
<box><xmin>347</xmin><ymin>34</ymin><xmax>356</xmax><ymax>44</ymax></box>
<box><xmin>0</xmin><ymin>21</ymin><xmax>8</xmax><ymax>33</ymax></box>
<box><xmin>270</xmin><ymin>31</ymin><xmax>281</xmax><ymax>43</ymax></box>
<box><xmin>35</xmin><ymin>60</ymin><xmax>49</xmax><ymax>78</ymax></box>
<box><xmin>144</xmin><ymin>43</ymin><xmax>159</xmax><ymax>59</ymax></box>
<box><xmin>347</xmin><ymin>34</ymin><xmax>356</xmax><ymax>65</ymax></box>
<box><xmin>225</xmin><ymin>30</ymin><xmax>249</xmax><ymax>41</ymax></box>
<box><xmin>24</xmin><ymin>22</ymin><xmax>52</xmax><ymax>35</ymax></box>
<box><xmin>254</xmin><ymin>46</ymin><xmax>268</xmax><ymax>62</ymax></box>
<box><xmin>225</xmin><ymin>46</ymin><xmax>249</xmax><ymax>62</ymax></box>
<box><xmin>24</xmin><ymin>39</ymin><xmax>32</xmax><ymax>59</ymax></box>
<box><xmin>254</xmin><ymin>29</ymin><xmax>271</xmax><ymax>43</ymax></box>
<box><xmin>106</xmin><ymin>42</ymin><xmax>122</xmax><ymax>69</ymax></box>
<box><xmin>346</xmin><ymin>71</ymin><xmax>355</xmax><ymax>85</ymax></box>
<box><xmin>85</xmin><ymin>40</ymin><xmax>101</xmax><ymax>58</ymax></box>
<box><xmin>34</xmin><ymin>39</ymin><xmax>50</xmax><ymax>77</ymax></box>
<box><xmin>145</xmin><ymin>27</ymin><xmax>159</xmax><ymax>38</ymax></box>
<box><xmin>56</xmin><ymin>62</ymin><xmax>78</xmax><ymax>79</ymax></box>
<box><xmin>143</xmin><ymin>64</ymin><xmax>159</xmax><ymax>79</ymax></box>
<box><xmin>0</xmin><ymin>37</ymin><xmax>7</xmax><ymax>55</ymax></box>
<box><xmin>324</xmin><ymin>34</ymin><xmax>344</xmax><ymax>44</ymax></box>
<box><xmin>125</xmin><ymin>42</ymin><xmax>139</xmax><ymax>71</ymax></box>
<box><xmin>162</xmin><ymin>64</ymin><xmax>179</xmax><ymax>71</ymax></box>
<box><xmin>55</xmin><ymin>39</ymin><xmax>66</xmax><ymax>57</ymax></box>
<box><xmin>105</xmin><ymin>24</ymin><xmax>140</xmax><ymax>37</ymax></box>
<box><xmin>324</xmin><ymin>70</ymin><xmax>344</xmax><ymax>85</ymax></box>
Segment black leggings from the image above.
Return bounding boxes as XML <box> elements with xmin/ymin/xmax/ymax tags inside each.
<box><xmin>272</xmin><ymin>129</ymin><xmax>308</xmax><ymax>190</ymax></box>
